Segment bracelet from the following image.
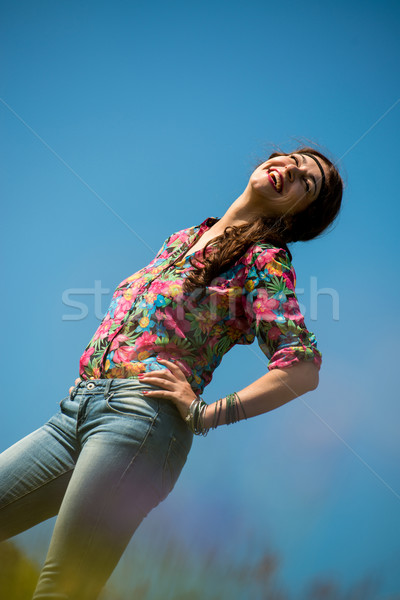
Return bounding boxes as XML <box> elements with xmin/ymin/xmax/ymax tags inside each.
<box><xmin>234</xmin><ymin>391</ymin><xmax>247</xmax><ymax>421</ymax></box>
<box><xmin>185</xmin><ymin>391</ymin><xmax>247</xmax><ymax>435</ymax></box>
<box><xmin>211</xmin><ymin>392</ymin><xmax>247</xmax><ymax>429</ymax></box>
<box><xmin>185</xmin><ymin>398</ymin><xmax>210</xmax><ymax>436</ymax></box>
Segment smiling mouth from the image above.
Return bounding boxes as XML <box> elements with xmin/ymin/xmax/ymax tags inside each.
<box><xmin>267</xmin><ymin>169</ymin><xmax>283</xmax><ymax>193</ymax></box>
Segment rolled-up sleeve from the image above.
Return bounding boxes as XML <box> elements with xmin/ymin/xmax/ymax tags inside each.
<box><xmin>243</xmin><ymin>245</ymin><xmax>322</xmax><ymax>370</ymax></box>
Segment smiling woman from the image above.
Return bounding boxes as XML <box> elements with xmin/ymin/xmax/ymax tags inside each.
<box><xmin>183</xmin><ymin>146</ymin><xmax>343</xmax><ymax>294</ymax></box>
<box><xmin>0</xmin><ymin>145</ymin><xmax>343</xmax><ymax>599</ymax></box>
<box><xmin>251</xmin><ymin>151</ymin><xmax>325</xmax><ymax>212</ymax></box>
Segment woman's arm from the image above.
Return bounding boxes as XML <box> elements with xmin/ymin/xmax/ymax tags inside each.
<box><xmin>202</xmin><ymin>360</ymin><xmax>319</xmax><ymax>427</ymax></box>
<box><xmin>139</xmin><ymin>359</ymin><xmax>319</xmax><ymax>430</ymax></box>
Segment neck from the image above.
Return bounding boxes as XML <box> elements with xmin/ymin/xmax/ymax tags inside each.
<box><xmin>215</xmin><ymin>184</ymin><xmax>270</xmax><ymax>232</ymax></box>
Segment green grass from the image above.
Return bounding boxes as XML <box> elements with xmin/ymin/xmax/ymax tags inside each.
<box><xmin>0</xmin><ymin>536</ymin><xmax>395</xmax><ymax>600</ymax></box>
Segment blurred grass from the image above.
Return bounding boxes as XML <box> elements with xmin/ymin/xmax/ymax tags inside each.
<box><xmin>0</xmin><ymin>541</ymin><xmax>40</xmax><ymax>600</ymax></box>
<box><xmin>0</xmin><ymin>536</ymin><xmax>397</xmax><ymax>600</ymax></box>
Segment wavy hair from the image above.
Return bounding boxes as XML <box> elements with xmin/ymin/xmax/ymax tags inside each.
<box><xmin>182</xmin><ymin>146</ymin><xmax>343</xmax><ymax>294</ymax></box>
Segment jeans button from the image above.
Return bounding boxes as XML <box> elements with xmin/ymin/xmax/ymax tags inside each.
<box><xmin>86</xmin><ymin>382</ymin><xmax>95</xmax><ymax>390</ymax></box>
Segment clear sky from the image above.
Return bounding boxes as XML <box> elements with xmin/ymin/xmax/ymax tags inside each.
<box><xmin>1</xmin><ymin>0</ymin><xmax>400</xmax><ymax>597</ymax></box>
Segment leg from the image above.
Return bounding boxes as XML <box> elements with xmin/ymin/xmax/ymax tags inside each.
<box><xmin>33</xmin><ymin>382</ymin><xmax>192</xmax><ymax>600</ymax></box>
<box><xmin>0</xmin><ymin>400</ymin><xmax>79</xmax><ymax>541</ymax></box>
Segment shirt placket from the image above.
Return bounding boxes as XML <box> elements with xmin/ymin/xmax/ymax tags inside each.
<box><xmin>98</xmin><ymin>231</ymin><xmax>203</xmax><ymax>376</ymax></box>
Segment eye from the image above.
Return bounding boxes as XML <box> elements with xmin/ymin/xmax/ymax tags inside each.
<box><xmin>290</xmin><ymin>155</ymin><xmax>310</xmax><ymax>193</ymax></box>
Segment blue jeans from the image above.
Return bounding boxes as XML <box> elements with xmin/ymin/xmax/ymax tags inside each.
<box><xmin>0</xmin><ymin>379</ymin><xmax>193</xmax><ymax>599</ymax></box>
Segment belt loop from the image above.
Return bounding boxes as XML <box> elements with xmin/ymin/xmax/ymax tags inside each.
<box><xmin>104</xmin><ymin>379</ymin><xmax>113</xmax><ymax>398</ymax></box>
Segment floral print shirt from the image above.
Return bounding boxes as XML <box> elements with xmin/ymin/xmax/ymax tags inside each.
<box><xmin>79</xmin><ymin>217</ymin><xmax>322</xmax><ymax>396</ymax></box>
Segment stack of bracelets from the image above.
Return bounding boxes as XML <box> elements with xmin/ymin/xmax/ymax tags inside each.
<box><xmin>184</xmin><ymin>392</ymin><xmax>247</xmax><ymax>436</ymax></box>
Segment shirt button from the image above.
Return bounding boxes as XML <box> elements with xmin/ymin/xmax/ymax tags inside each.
<box><xmin>86</xmin><ymin>382</ymin><xmax>95</xmax><ymax>390</ymax></box>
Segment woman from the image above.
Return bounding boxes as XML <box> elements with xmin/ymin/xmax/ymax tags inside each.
<box><xmin>0</xmin><ymin>146</ymin><xmax>343</xmax><ymax>599</ymax></box>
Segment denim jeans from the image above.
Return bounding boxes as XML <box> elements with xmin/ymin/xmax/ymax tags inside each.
<box><xmin>0</xmin><ymin>379</ymin><xmax>193</xmax><ymax>599</ymax></box>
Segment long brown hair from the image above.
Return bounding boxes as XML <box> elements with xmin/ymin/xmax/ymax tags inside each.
<box><xmin>183</xmin><ymin>146</ymin><xmax>343</xmax><ymax>294</ymax></box>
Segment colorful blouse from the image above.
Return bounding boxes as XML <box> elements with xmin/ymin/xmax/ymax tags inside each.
<box><xmin>79</xmin><ymin>217</ymin><xmax>322</xmax><ymax>396</ymax></box>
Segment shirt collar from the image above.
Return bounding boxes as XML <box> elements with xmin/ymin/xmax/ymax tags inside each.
<box><xmin>196</xmin><ymin>216</ymin><xmax>220</xmax><ymax>237</ymax></box>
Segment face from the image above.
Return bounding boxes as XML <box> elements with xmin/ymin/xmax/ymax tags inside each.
<box><xmin>248</xmin><ymin>152</ymin><xmax>328</xmax><ymax>217</ymax></box>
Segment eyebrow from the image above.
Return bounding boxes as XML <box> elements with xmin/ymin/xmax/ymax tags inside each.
<box><xmin>299</xmin><ymin>153</ymin><xmax>318</xmax><ymax>198</ymax></box>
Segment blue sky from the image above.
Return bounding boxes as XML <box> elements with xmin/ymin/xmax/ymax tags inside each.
<box><xmin>1</xmin><ymin>0</ymin><xmax>400</xmax><ymax>597</ymax></box>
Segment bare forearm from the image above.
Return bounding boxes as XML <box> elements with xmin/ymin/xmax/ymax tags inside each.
<box><xmin>203</xmin><ymin>361</ymin><xmax>320</xmax><ymax>427</ymax></box>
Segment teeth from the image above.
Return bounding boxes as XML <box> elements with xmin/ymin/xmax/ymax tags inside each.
<box><xmin>270</xmin><ymin>170</ymin><xmax>281</xmax><ymax>192</ymax></box>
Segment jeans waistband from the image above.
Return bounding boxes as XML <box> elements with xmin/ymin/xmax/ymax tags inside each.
<box><xmin>70</xmin><ymin>378</ymin><xmax>182</xmax><ymax>418</ymax></box>
<box><xmin>72</xmin><ymin>378</ymin><xmax>164</xmax><ymax>395</ymax></box>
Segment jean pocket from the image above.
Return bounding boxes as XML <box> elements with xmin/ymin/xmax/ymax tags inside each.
<box><xmin>106</xmin><ymin>390</ymin><xmax>158</xmax><ymax>420</ymax></box>
<box><xmin>59</xmin><ymin>396</ymin><xmax>69</xmax><ymax>409</ymax></box>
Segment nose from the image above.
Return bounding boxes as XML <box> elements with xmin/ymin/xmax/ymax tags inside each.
<box><xmin>285</xmin><ymin>163</ymin><xmax>305</xmax><ymax>182</ymax></box>
<box><xmin>285</xmin><ymin>163</ymin><xmax>299</xmax><ymax>182</ymax></box>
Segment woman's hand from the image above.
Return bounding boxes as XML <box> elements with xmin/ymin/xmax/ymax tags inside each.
<box><xmin>69</xmin><ymin>378</ymin><xmax>82</xmax><ymax>395</ymax></box>
<box><xmin>138</xmin><ymin>358</ymin><xmax>197</xmax><ymax>421</ymax></box>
